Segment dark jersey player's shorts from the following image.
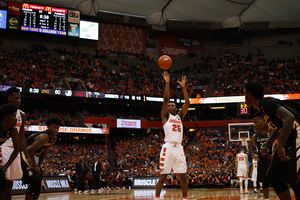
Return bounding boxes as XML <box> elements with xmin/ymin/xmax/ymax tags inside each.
<box><xmin>266</xmin><ymin>145</ymin><xmax>299</xmax><ymax>187</ymax></box>
<box><xmin>258</xmin><ymin>158</ymin><xmax>271</xmax><ymax>182</ymax></box>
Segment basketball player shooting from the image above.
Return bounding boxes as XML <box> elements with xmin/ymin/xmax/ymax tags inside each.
<box><xmin>155</xmin><ymin>71</ymin><xmax>190</xmax><ymax>200</ymax></box>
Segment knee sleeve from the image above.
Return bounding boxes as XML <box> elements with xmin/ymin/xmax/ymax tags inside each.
<box><xmin>270</xmin><ymin>182</ymin><xmax>288</xmax><ymax>195</ymax></box>
<box><xmin>239</xmin><ymin>178</ymin><xmax>243</xmax><ymax>182</ymax></box>
<box><xmin>262</xmin><ymin>181</ymin><xmax>269</xmax><ymax>189</ymax></box>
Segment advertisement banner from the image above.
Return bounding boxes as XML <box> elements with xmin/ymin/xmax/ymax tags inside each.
<box><xmin>80</xmin><ymin>20</ymin><xmax>99</xmax><ymax>40</ymax></box>
<box><xmin>21</xmin><ymin>3</ymin><xmax>67</xmax><ymax>14</ymax></box>
<box><xmin>96</xmin><ymin>22</ymin><xmax>147</xmax><ymax>55</ymax></box>
<box><xmin>0</xmin><ymin>10</ymin><xmax>7</xmax><ymax>29</ymax></box>
<box><xmin>12</xmin><ymin>176</ymin><xmax>72</xmax><ymax>195</ymax></box>
<box><xmin>189</xmin><ymin>93</ymin><xmax>300</xmax><ymax>104</ymax></box>
<box><xmin>7</xmin><ymin>15</ymin><xmax>20</xmax><ymax>30</ymax></box>
<box><xmin>25</xmin><ymin>126</ymin><xmax>109</xmax><ymax>134</ymax></box>
<box><xmin>178</xmin><ymin>36</ymin><xmax>201</xmax><ymax>49</ymax></box>
<box><xmin>8</xmin><ymin>2</ymin><xmax>21</xmax><ymax>16</ymax></box>
<box><xmin>68</xmin><ymin>23</ymin><xmax>79</xmax><ymax>37</ymax></box>
<box><xmin>117</xmin><ymin>119</ymin><xmax>141</xmax><ymax>129</ymax></box>
<box><xmin>68</xmin><ymin>10</ymin><xmax>80</xmax><ymax>23</ymax></box>
<box><xmin>146</xmin><ymin>47</ymin><xmax>156</xmax><ymax>53</ymax></box>
<box><xmin>132</xmin><ymin>176</ymin><xmax>160</xmax><ymax>189</ymax></box>
<box><xmin>159</xmin><ymin>33</ymin><xmax>202</xmax><ymax>58</ymax></box>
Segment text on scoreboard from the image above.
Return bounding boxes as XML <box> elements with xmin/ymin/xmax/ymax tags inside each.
<box><xmin>21</xmin><ymin>3</ymin><xmax>67</xmax><ymax>36</ymax></box>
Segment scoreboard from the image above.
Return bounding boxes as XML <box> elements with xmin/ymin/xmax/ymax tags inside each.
<box><xmin>21</xmin><ymin>3</ymin><xmax>67</xmax><ymax>36</ymax></box>
<box><xmin>237</xmin><ymin>103</ymin><xmax>250</xmax><ymax>116</ymax></box>
<box><xmin>3</xmin><ymin>2</ymin><xmax>98</xmax><ymax>39</ymax></box>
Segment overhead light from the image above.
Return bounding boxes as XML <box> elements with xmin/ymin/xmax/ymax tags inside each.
<box><xmin>210</xmin><ymin>106</ymin><xmax>225</xmax><ymax>109</ymax></box>
<box><xmin>99</xmin><ymin>10</ymin><xmax>146</xmax><ymax>18</ymax></box>
<box><xmin>179</xmin><ymin>108</ymin><xmax>196</xmax><ymax>111</ymax></box>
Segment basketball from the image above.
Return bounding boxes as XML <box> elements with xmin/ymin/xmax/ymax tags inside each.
<box><xmin>158</xmin><ymin>55</ymin><xmax>172</xmax><ymax>70</ymax></box>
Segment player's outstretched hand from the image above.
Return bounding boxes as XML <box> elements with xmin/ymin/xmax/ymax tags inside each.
<box><xmin>0</xmin><ymin>165</ymin><xmax>7</xmax><ymax>172</ymax></box>
<box><xmin>162</xmin><ymin>71</ymin><xmax>170</xmax><ymax>83</ymax></box>
<box><xmin>278</xmin><ymin>145</ymin><xmax>290</xmax><ymax>162</ymax></box>
<box><xmin>177</xmin><ymin>75</ymin><xmax>187</xmax><ymax>88</ymax></box>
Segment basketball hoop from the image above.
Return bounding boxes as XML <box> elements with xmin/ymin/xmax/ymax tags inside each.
<box><xmin>241</xmin><ymin>137</ymin><xmax>248</xmax><ymax>146</ymax></box>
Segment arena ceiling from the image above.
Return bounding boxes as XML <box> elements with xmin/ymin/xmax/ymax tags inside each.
<box><xmin>20</xmin><ymin>0</ymin><xmax>300</xmax><ymax>23</ymax></box>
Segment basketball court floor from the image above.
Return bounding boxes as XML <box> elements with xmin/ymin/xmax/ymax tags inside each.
<box><xmin>11</xmin><ymin>188</ymin><xmax>295</xmax><ymax>200</ymax></box>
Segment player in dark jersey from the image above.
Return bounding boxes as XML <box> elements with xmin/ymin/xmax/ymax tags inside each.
<box><xmin>0</xmin><ymin>104</ymin><xmax>19</xmax><ymax>194</ymax></box>
<box><xmin>245</xmin><ymin>81</ymin><xmax>300</xmax><ymax>200</ymax></box>
<box><xmin>21</xmin><ymin>117</ymin><xmax>61</xmax><ymax>200</ymax></box>
<box><xmin>248</xmin><ymin>111</ymin><xmax>272</xmax><ymax>200</ymax></box>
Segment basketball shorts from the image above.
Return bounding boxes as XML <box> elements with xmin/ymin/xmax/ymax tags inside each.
<box><xmin>159</xmin><ymin>143</ymin><xmax>187</xmax><ymax>174</ymax></box>
<box><xmin>251</xmin><ymin>170</ymin><xmax>257</xmax><ymax>182</ymax></box>
<box><xmin>257</xmin><ymin>159</ymin><xmax>271</xmax><ymax>183</ymax></box>
<box><xmin>237</xmin><ymin>166</ymin><xmax>248</xmax><ymax>178</ymax></box>
<box><xmin>266</xmin><ymin>145</ymin><xmax>299</xmax><ymax>187</ymax></box>
<box><xmin>1</xmin><ymin>146</ymin><xmax>23</xmax><ymax>180</ymax></box>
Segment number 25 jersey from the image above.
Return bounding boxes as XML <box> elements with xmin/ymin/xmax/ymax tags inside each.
<box><xmin>163</xmin><ymin>113</ymin><xmax>183</xmax><ymax>144</ymax></box>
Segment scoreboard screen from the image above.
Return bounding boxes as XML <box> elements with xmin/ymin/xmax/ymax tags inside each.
<box><xmin>237</xmin><ymin>103</ymin><xmax>250</xmax><ymax>116</ymax></box>
<box><xmin>21</xmin><ymin>3</ymin><xmax>67</xmax><ymax>36</ymax></box>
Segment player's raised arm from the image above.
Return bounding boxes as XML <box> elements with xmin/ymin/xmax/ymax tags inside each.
<box><xmin>161</xmin><ymin>71</ymin><xmax>170</xmax><ymax>124</ymax></box>
<box><xmin>177</xmin><ymin>76</ymin><xmax>190</xmax><ymax>119</ymax></box>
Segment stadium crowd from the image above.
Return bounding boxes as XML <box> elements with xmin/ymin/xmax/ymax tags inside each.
<box><xmin>0</xmin><ymin>44</ymin><xmax>65</xmax><ymax>89</ymax></box>
<box><xmin>113</xmin><ymin>128</ymin><xmax>240</xmax><ymax>188</ymax></box>
<box><xmin>213</xmin><ymin>49</ymin><xmax>300</xmax><ymax>96</ymax></box>
<box><xmin>26</xmin><ymin>110</ymin><xmax>83</xmax><ymax>127</ymax></box>
<box><xmin>56</xmin><ymin>48</ymin><xmax>212</xmax><ymax>98</ymax></box>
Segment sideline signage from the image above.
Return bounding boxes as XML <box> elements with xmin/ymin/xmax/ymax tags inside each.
<box><xmin>132</xmin><ymin>176</ymin><xmax>160</xmax><ymax>189</ymax></box>
<box><xmin>12</xmin><ymin>175</ymin><xmax>72</xmax><ymax>195</ymax></box>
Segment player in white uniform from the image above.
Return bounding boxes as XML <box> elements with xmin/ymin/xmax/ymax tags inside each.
<box><xmin>155</xmin><ymin>71</ymin><xmax>190</xmax><ymax>200</ymax></box>
<box><xmin>251</xmin><ymin>158</ymin><xmax>259</xmax><ymax>193</ymax></box>
<box><xmin>0</xmin><ymin>87</ymin><xmax>32</xmax><ymax>200</ymax></box>
<box><xmin>236</xmin><ymin>148</ymin><xmax>249</xmax><ymax>194</ymax></box>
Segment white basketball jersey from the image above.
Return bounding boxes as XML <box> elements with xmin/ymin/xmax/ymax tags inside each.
<box><xmin>252</xmin><ymin>159</ymin><xmax>258</xmax><ymax>172</ymax></box>
<box><xmin>237</xmin><ymin>152</ymin><xmax>247</xmax><ymax>168</ymax></box>
<box><xmin>2</xmin><ymin>109</ymin><xmax>22</xmax><ymax>147</ymax></box>
<box><xmin>163</xmin><ymin>113</ymin><xmax>183</xmax><ymax>144</ymax></box>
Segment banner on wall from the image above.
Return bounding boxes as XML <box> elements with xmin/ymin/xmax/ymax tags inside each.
<box><xmin>25</xmin><ymin>125</ymin><xmax>109</xmax><ymax>134</ymax></box>
<box><xmin>159</xmin><ymin>33</ymin><xmax>203</xmax><ymax>58</ymax></box>
<box><xmin>117</xmin><ymin>119</ymin><xmax>141</xmax><ymax>129</ymax></box>
<box><xmin>95</xmin><ymin>22</ymin><xmax>147</xmax><ymax>55</ymax></box>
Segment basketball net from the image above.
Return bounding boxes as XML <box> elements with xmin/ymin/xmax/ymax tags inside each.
<box><xmin>241</xmin><ymin>137</ymin><xmax>248</xmax><ymax>147</ymax></box>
